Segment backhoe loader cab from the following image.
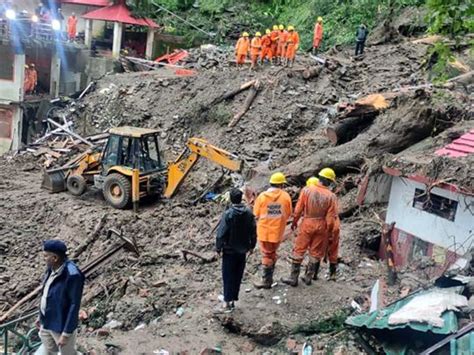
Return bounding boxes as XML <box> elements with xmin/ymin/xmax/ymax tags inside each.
<box><xmin>94</xmin><ymin>127</ymin><xmax>165</xmax><ymax>209</ymax></box>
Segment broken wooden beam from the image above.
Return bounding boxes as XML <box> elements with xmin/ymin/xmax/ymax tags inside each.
<box><xmin>47</xmin><ymin>119</ymin><xmax>94</xmax><ymax>147</ymax></box>
<box><xmin>228</xmin><ymin>80</ymin><xmax>261</xmax><ymax>128</ymax></box>
<box><xmin>210</xmin><ymin>79</ymin><xmax>257</xmax><ymax>106</ymax></box>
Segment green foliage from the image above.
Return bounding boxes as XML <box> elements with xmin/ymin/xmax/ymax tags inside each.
<box><xmin>425</xmin><ymin>0</ymin><xmax>473</xmax><ymax>81</ymax></box>
<box><xmin>291</xmin><ymin>309</ymin><xmax>350</xmax><ymax>335</ymax></box>
<box><xmin>426</xmin><ymin>0</ymin><xmax>473</xmax><ymax>40</ymax></box>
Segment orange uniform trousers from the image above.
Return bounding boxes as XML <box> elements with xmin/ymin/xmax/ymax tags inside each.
<box><xmin>260</xmin><ymin>47</ymin><xmax>272</xmax><ymax>60</ymax></box>
<box><xmin>236</xmin><ymin>54</ymin><xmax>246</xmax><ymax>64</ymax></box>
<box><xmin>251</xmin><ymin>53</ymin><xmax>260</xmax><ymax>66</ymax></box>
<box><xmin>259</xmin><ymin>241</ymin><xmax>280</xmax><ymax>266</ymax></box>
<box><xmin>292</xmin><ymin>218</ymin><xmax>327</xmax><ymax>264</ymax></box>
<box><xmin>286</xmin><ymin>43</ymin><xmax>297</xmax><ymax>60</ymax></box>
<box><xmin>327</xmin><ymin>217</ymin><xmax>340</xmax><ymax>264</ymax></box>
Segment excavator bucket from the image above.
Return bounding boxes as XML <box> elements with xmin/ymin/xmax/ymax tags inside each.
<box><xmin>41</xmin><ymin>170</ymin><xmax>66</xmax><ymax>193</ymax></box>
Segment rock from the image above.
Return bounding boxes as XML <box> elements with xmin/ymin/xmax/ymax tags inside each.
<box><xmin>96</xmin><ymin>328</ymin><xmax>110</xmax><ymax>337</ymax></box>
<box><xmin>103</xmin><ymin>320</ymin><xmax>122</xmax><ymax>329</ymax></box>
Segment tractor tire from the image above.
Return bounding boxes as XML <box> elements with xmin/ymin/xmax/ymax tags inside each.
<box><xmin>66</xmin><ymin>175</ymin><xmax>87</xmax><ymax>196</ymax></box>
<box><xmin>103</xmin><ymin>173</ymin><xmax>131</xmax><ymax>209</ymax></box>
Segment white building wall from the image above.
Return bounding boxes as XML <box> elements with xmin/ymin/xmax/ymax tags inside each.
<box><xmin>386</xmin><ymin>176</ymin><xmax>474</xmax><ymax>254</ymax></box>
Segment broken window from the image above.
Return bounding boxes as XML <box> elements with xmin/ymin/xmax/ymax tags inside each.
<box><xmin>0</xmin><ymin>46</ymin><xmax>14</xmax><ymax>80</ymax></box>
<box><xmin>412</xmin><ymin>188</ymin><xmax>458</xmax><ymax>222</ymax></box>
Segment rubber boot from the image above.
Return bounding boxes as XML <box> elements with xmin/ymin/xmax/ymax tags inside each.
<box><xmin>253</xmin><ymin>265</ymin><xmax>274</xmax><ymax>289</ymax></box>
<box><xmin>312</xmin><ymin>261</ymin><xmax>321</xmax><ymax>280</ymax></box>
<box><xmin>281</xmin><ymin>263</ymin><xmax>301</xmax><ymax>287</ymax></box>
<box><xmin>301</xmin><ymin>262</ymin><xmax>318</xmax><ymax>285</ymax></box>
<box><xmin>329</xmin><ymin>263</ymin><xmax>337</xmax><ymax>281</ymax></box>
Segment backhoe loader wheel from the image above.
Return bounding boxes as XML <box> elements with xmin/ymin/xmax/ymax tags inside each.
<box><xmin>103</xmin><ymin>173</ymin><xmax>131</xmax><ymax>209</ymax></box>
<box><xmin>66</xmin><ymin>175</ymin><xmax>87</xmax><ymax>196</ymax></box>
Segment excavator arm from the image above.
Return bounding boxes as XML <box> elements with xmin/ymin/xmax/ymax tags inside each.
<box><xmin>164</xmin><ymin>138</ymin><xmax>242</xmax><ymax>198</ymax></box>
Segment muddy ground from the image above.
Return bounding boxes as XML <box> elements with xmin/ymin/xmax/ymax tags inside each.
<box><xmin>1</xmin><ymin>30</ymin><xmax>472</xmax><ymax>354</ymax></box>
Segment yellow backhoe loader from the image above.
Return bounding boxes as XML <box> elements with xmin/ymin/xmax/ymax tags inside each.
<box><xmin>41</xmin><ymin>126</ymin><xmax>242</xmax><ymax>209</ymax></box>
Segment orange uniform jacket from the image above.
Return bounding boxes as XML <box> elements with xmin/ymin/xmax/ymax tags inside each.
<box><xmin>30</xmin><ymin>69</ymin><xmax>37</xmax><ymax>90</ymax></box>
<box><xmin>313</xmin><ymin>23</ymin><xmax>323</xmax><ymax>47</ymax></box>
<box><xmin>277</xmin><ymin>30</ymin><xmax>288</xmax><ymax>56</ymax></box>
<box><xmin>67</xmin><ymin>16</ymin><xmax>77</xmax><ymax>37</ymax></box>
<box><xmin>293</xmin><ymin>185</ymin><xmax>338</xmax><ymax>234</ymax></box>
<box><xmin>270</xmin><ymin>30</ymin><xmax>279</xmax><ymax>50</ymax></box>
<box><xmin>261</xmin><ymin>34</ymin><xmax>272</xmax><ymax>59</ymax></box>
<box><xmin>250</xmin><ymin>37</ymin><xmax>262</xmax><ymax>56</ymax></box>
<box><xmin>254</xmin><ymin>188</ymin><xmax>293</xmax><ymax>243</ymax></box>
<box><xmin>285</xmin><ymin>31</ymin><xmax>300</xmax><ymax>59</ymax></box>
<box><xmin>235</xmin><ymin>37</ymin><xmax>250</xmax><ymax>56</ymax></box>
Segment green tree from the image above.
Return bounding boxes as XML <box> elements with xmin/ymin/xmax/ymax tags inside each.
<box><xmin>425</xmin><ymin>0</ymin><xmax>474</xmax><ymax>81</ymax></box>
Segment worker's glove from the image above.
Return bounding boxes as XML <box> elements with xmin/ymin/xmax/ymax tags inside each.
<box><xmin>291</xmin><ymin>221</ymin><xmax>298</xmax><ymax>231</ymax></box>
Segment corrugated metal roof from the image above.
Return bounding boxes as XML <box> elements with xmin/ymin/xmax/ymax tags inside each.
<box><xmin>435</xmin><ymin>129</ymin><xmax>474</xmax><ymax>158</ymax></box>
<box><xmin>345</xmin><ymin>288</ymin><xmax>460</xmax><ymax>335</ymax></box>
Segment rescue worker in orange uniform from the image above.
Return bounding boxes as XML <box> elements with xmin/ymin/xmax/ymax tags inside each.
<box><xmin>250</xmin><ymin>32</ymin><xmax>262</xmax><ymax>70</ymax></box>
<box><xmin>23</xmin><ymin>64</ymin><xmax>32</xmax><ymax>95</ymax></box>
<box><xmin>313</xmin><ymin>17</ymin><xmax>324</xmax><ymax>55</ymax></box>
<box><xmin>270</xmin><ymin>25</ymin><xmax>279</xmax><ymax>65</ymax></box>
<box><xmin>285</xmin><ymin>25</ymin><xmax>300</xmax><ymax>67</ymax></box>
<box><xmin>253</xmin><ymin>172</ymin><xmax>293</xmax><ymax>289</ymax></box>
<box><xmin>281</xmin><ymin>168</ymin><xmax>339</xmax><ymax>287</ymax></box>
<box><xmin>67</xmin><ymin>12</ymin><xmax>77</xmax><ymax>41</ymax></box>
<box><xmin>260</xmin><ymin>29</ymin><xmax>273</xmax><ymax>64</ymax></box>
<box><xmin>276</xmin><ymin>24</ymin><xmax>287</xmax><ymax>65</ymax></box>
<box><xmin>235</xmin><ymin>32</ymin><xmax>250</xmax><ymax>68</ymax></box>
<box><xmin>29</xmin><ymin>63</ymin><xmax>38</xmax><ymax>94</ymax></box>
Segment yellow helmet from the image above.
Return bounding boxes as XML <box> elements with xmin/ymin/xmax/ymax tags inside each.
<box><xmin>255</xmin><ymin>32</ymin><xmax>262</xmax><ymax>37</ymax></box>
<box><xmin>266</xmin><ymin>29</ymin><xmax>271</xmax><ymax>34</ymax></box>
<box><xmin>317</xmin><ymin>16</ymin><xmax>323</xmax><ymax>22</ymax></box>
<box><xmin>288</xmin><ymin>25</ymin><xmax>295</xmax><ymax>31</ymax></box>
<box><xmin>242</xmin><ymin>32</ymin><xmax>249</xmax><ymax>37</ymax></box>
<box><xmin>279</xmin><ymin>24</ymin><xmax>284</xmax><ymax>30</ymax></box>
<box><xmin>306</xmin><ymin>177</ymin><xmax>320</xmax><ymax>187</ymax></box>
<box><xmin>318</xmin><ymin>168</ymin><xmax>336</xmax><ymax>182</ymax></box>
<box><xmin>273</xmin><ymin>25</ymin><xmax>278</xmax><ymax>30</ymax></box>
<box><xmin>269</xmin><ymin>172</ymin><xmax>287</xmax><ymax>185</ymax></box>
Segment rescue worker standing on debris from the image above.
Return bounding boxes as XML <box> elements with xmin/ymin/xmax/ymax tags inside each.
<box><xmin>250</xmin><ymin>32</ymin><xmax>262</xmax><ymax>70</ymax></box>
<box><xmin>36</xmin><ymin>240</ymin><xmax>84</xmax><ymax>355</ymax></box>
<box><xmin>23</xmin><ymin>64</ymin><xmax>31</xmax><ymax>95</ymax></box>
<box><xmin>260</xmin><ymin>29</ymin><xmax>273</xmax><ymax>64</ymax></box>
<box><xmin>313</xmin><ymin>17</ymin><xmax>324</xmax><ymax>55</ymax></box>
<box><xmin>67</xmin><ymin>12</ymin><xmax>77</xmax><ymax>41</ymax></box>
<box><xmin>285</xmin><ymin>25</ymin><xmax>299</xmax><ymax>67</ymax></box>
<box><xmin>29</xmin><ymin>63</ymin><xmax>38</xmax><ymax>94</ymax></box>
<box><xmin>235</xmin><ymin>32</ymin><xmax>250</xmax><ymax>68</ymax></box>
<box><xmin>253</xmin><ymin>172</ymin><xmax>293</xmax><ymax>289</ymax></box>
<box><xmin>216</xmin><ymin>188</ymin><xmax>257</xmax><ymax>312</ymax></box>
<box><xmin>270</xmin><ymin>25</ymin><xmax>279</xmax><ymax>64</ymax></box>
<box><xmin>355</xmin><ymin>24</ymin><xmax>369</xmax><ymax>56</ymax></box>
<box><xmin>276</xmin><ymin>25</ymin><xmax>287</xmax><ymax>65</ymax></box>
<box><xmin>282</xmin><ymin>168</ymin><xmax>339</xmax><ymax>287</ymax></box>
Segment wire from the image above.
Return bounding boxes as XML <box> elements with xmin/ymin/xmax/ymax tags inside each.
<box><xmin>150</xmin><ymin>0</ymin><xmax>214</xmax><ymax>38</ymax></box>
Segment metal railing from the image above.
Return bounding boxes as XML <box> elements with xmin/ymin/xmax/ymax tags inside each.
<box><xmin>0</xmin><ymin>18</ymin><xmax>68</xmax><ymax>43</ymax></box>
<box><xmin>0</xmin><ymin>310</ymin><xmax>41</xmax><ymax>355</ymax></box>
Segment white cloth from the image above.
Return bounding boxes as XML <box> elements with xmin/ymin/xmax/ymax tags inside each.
<box><xmin>40</xmin><ymin>264</ymin><xmax>65</xmax><ymax>316</ymax></box>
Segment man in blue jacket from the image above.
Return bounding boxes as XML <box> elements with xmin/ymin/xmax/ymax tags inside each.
<box><xmin>216</xmin><ymin>188</ymin><xmax>256</xmax><ymax>312</ymax></box>
<box><xmin>355</xmin><ymin>24</ymin><xmax>369</xmax><ymax>56</ymax></box>
<box><xmin>36</xmin><ymin>240</ymin><xmax>84</xmax><ymax>354</ymax></box>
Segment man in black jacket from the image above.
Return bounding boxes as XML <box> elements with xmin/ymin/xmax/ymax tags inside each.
<box><xmin>355</xmin><ymin>24</ymin><xmax>369</xmax><ymax>56</ymax></box>
<box><xmin>216</xmin><ymin>188</ymin><xmax>256</xmax><ymax>312</ymax></box>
